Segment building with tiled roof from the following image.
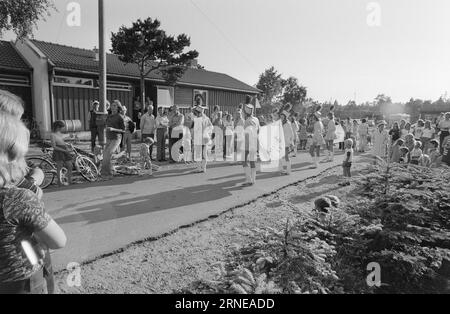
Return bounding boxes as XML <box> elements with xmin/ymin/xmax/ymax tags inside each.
<box><xmin>0</xmin><ymin>40</ymin><xmax>32</xmax><ymax>72</ymax></box>
<box><xmin>0</xmin><ymin>40</ymin><xmax>33</xmax><ymax>116</ymax></box>
<box><xmin>3</xmin><ymin>39</ymin><xmax>259</xmax><ymax>135</ymax></box>
<box><xmin>31</xmin><ymin>40</ymin><xmax>259</xmax><ymax>94</ymax></box>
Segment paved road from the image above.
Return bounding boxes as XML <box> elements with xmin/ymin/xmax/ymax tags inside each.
<box><xmin>44</xmin><ymin>152</ymin><xmax>346</xmax><ymax>271</ymax></box>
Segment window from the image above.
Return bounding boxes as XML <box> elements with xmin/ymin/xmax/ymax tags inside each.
<box><xmin>193</xmin><ymin>89</ymin><xmax>208</xmax><ymax>107</ymax></box>
<box><xmin>0</xmin><ymin>74</ymin><xmax>30</xmax><ymax>86</ymax></box>
<box><xmin>54</xmin><ymin>76</ymin><xmax>132</xmax><ymax>91</ymax></box>
<box><xmin>106</xmin><ymin>82</ymin><xmax>132</xmax><ymax>91</ymax></box>
<box><xmin>157</xmin><ymin>86</ymin><xmax>174</xmax><ymax>108</ymax></box>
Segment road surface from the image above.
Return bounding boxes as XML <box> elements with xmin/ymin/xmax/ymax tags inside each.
<box><xmin>43</xmin><ymin>152</ymin><xmax>347</xmax><ymax>271</ymax></box>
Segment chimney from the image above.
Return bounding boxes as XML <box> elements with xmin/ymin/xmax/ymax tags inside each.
<box><xmin>93</xmin><ymin>46</ymin><xmax>99</xmax><ymax>61</ymax></box>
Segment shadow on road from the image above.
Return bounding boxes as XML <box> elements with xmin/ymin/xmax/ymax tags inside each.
<box><xmin>54</xmin><ymin>170</ymin><xmax>292</xmax><ymax>226</ymax></box>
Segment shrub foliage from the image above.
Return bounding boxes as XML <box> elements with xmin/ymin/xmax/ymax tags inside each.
<box><xmin>183</xmin><ymin>164</ymin><xmax>450</xmax><ymax>294</ymax></box>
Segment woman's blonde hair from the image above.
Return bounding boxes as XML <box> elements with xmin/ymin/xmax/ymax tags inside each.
<box><xmin>0</xmin><ymin>112</ymin><xmax>30</xmax><ymax>188</ymax></box>
<box><xmin>0</xmin><ymin>89</ymin><xmax>25</xmax><ymax>118</ymax></box>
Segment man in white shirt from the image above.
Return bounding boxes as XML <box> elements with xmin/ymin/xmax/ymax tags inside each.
<box><xmin>242</xmin><ymin>96</ymin><xmax>260</xmax><ymax>186</ymax></box>
<box><xmin>192</xmin><ymin>104</ymin><xmax>212</xmax><ymax>173</ymax></box>
<box><xmin>155</xmin><ymin>107</ymin><xmax>169</xmax><ymax>161</ymax></box>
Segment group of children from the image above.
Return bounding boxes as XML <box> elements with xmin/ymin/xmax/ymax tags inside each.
<box><xmin>390</xmin><ymin>136</ymin><xmax>449</xmax><ymax>168</ymax></box>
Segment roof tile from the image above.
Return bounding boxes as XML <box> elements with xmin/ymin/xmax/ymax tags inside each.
<box><xmin>31</xmin><ymin>40</ymin><xmax>259</xmax><ymax>93</ymax></box>
<box><xmin>0</xmin><ymin>40</ymin><xmax>31</xmax><ymax>71</ymax></box>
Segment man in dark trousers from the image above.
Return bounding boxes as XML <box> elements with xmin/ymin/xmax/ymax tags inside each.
<box><xmin>89</xmin><ymin>101</ymin><xmax>101</xmax><ymax>153</ymax></box>
<box><xmin>156</xmin><ymin>107</ymin><xmax>169</xmax><ymax>162</ymax></box>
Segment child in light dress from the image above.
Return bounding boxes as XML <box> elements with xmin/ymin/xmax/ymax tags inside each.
<box><xmin>140</xmin><ymin>137</ymin><xmax>155</xmax><ymax>175</ymax></box>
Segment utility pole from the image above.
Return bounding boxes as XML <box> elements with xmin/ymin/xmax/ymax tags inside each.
<box><xmin>97</xmin><ymin>0</ymin><xmax>107</xmax><ymax>147</ymax></box>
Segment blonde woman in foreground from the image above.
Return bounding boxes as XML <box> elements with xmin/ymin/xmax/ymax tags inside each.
<box><xmin>0</xmin><ymin>111</ymin><xmax>66</xmax><ymax>294</ymax></box>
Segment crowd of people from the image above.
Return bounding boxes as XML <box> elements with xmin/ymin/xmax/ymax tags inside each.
<box><xmin>87</xmin><ymin>95</ymin><xmax>450</xmax><ymax>182</ymax></box>
<box><xmin>1</xmin><ymin>85</ymin><xmax>449</xmax><ymax>294</ymax></box>
<box><xmin>383</xmin><ymin>113</ymin><xmax>450</xmax><ymax>167</ymax></box>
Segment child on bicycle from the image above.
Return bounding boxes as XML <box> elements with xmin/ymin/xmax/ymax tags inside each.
<box><xmin>51</xmin><ymin>121</ymin><xmax>73</xmax><ymax>186</ymax></box>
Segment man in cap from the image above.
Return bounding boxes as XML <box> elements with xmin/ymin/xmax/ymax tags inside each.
<box><xmin>192</xmin><ymin>104</ymin><xmax>212</xmax><ymax>173</ymax></box>
<box><xmin>242</xmin><ymin>95</ymin><xmax>260</xmax><ymax>186</ymax></box>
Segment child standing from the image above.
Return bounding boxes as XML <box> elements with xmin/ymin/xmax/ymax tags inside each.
<box><xmin>414</xmin><ymin>120</ymin><xmax>425</xmax><ymax>141</ymax></box>
<box><xmin>399</xmin><ymin>147</ymin><xmax>410</xmax><ymax>164</ymax></box>
<box><xmin>442</xmin><ymin>136</ymin><xmax>450</xmax><ymax>167</ymax></box>
<box><xmin>50</xmin><ymin>121</ymin><xmax>73</xmax><ymax>186</ymax></box>
<box><xmin>409</xmin><ymin>141</ymin><xmax>423</xmax><ymax>165</ymax></box>
<box><xmin>290</xmin><ymin>115</ymin><xmax>299</xmax><ymax>157</ymax></box>
<box><xmin>428</xmin><ymin>139</ymin><xmax>440</xmax><ymax>166</ymax></box>
<box><xmin>343</xmin><ymin>138</ymin><xmax>353</xmax><ymax>178</ymax></box>
<box><xmin>298</xmin><ymin>118</ymin><xmax>308</xmax><ymax>150</ymax></box>
<box><xmin>140</xmin><ymin>137</ymin><xmax>155</xmax><ymax>175</ymax></box>
<box><xmin>351</xmin><ymin>120</ymin><xmax>359</xmax><ymax>150</ymax></box>
<box><xmin>390</xmin><ymin>139</ymin><xmax>404</xmax><ymax>163</ymax></box>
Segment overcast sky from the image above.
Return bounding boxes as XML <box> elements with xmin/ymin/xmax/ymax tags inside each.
<box><xmin>4</xmin><ymin>0</ymin><xmax>450</xmax><ymax>104</ymax></box>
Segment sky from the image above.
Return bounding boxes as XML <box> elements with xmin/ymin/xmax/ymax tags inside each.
<box><xmin>3</xmin><ymin>0</ymin><xmax>450</xmax><ymax>104</ymax></box>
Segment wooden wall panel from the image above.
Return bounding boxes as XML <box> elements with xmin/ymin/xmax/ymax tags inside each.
<box><xmin>52</xmin><ymin>85</ymin><xmax>132</xmax><ymax>131</ymax></box>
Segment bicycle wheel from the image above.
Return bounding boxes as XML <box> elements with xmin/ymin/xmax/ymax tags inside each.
<box><xmin>26</xmin><ymin>157</ymin><xmax>57</xmax><ymax>189</ymax></box>
<box><xmin>75</xmin><ymin>156</ymin><xmax>99</xmax><ymax>182</ymax></box>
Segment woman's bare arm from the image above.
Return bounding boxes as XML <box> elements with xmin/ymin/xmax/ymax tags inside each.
<box><xmin>35</xmin><ymin>220</ymin><xmax>67</xmax><ymax>250</ymax></box>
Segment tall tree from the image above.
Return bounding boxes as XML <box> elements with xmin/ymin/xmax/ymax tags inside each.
<box><xmin>111</xmin><ymin>18</ymin><xmax>199</xmax><ymax>106</ymax></box>
<box><xmin>281</xmin><ymin>76</ymin><xmax>307</xmax><ymax>111</ymax></box>
<box><xmin>374</xmin><ymin>94</ymin><xmax>392</xmax><ymax>116</ymax></box>
<box><xmin>405</xmin><ymin>98</ymin><xmax>424</xmax><ymax>120</ymax></box>
<box><xmin>255</xmin><ymin>66</ymin><xmax>284</xmax><ymax>109</ymax></box>
<box><xmin>0</xmin><ymin>0</ymin><xmax>55</xmax><ymax>38</ymax></box>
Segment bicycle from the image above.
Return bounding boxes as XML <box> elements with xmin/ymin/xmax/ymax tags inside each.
<box><xmin>22</xmin><ymin>116</ymin><xmax>41</xmax><ymax>140</ymax></box>
<box><xmin>26</xmin><ymin>141</ymin><xmax>99</xmax><ymax>189</ymax></box>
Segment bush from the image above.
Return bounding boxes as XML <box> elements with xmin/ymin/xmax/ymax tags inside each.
<box><xmin>184</xmin><ymin>163</ymin><xmax>450</xmax><ymax>294</ymax></box>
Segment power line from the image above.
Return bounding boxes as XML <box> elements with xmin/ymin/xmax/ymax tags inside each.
<box><xmin>188</xmin><ymin>0</ymin><xmax>259</xmax><ymax>76</ymax></box>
